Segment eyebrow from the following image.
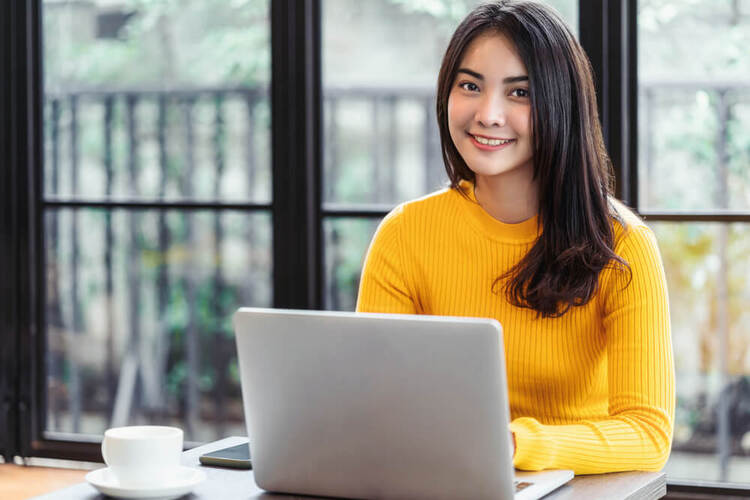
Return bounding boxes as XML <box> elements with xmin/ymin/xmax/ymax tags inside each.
<box><xmin>456</xmin><ymin>68</ymin><xmax>529</xmax><ymax>84</ymax></box>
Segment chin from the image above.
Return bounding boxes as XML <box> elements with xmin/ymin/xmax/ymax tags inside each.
<box><xmin>466</xmin><ymin>163</ymin><xmax>521</xmax><ymax>178</ymax></box>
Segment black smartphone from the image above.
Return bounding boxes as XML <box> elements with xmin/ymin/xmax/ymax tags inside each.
<box><xmin>199</xmin><ymin>443</ymin><xmax>252</xmax><ymax>469</ymax></box>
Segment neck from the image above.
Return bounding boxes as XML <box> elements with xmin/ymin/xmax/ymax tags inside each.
<box><xmin>473</xmin><ymin>168</ymin><xmax>539</xmax><ymax>224</ymax></box>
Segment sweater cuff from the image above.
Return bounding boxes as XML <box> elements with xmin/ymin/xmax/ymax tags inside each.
<box><xmin>510</xmin><ymin>417</ymin><xmax>555</xmax><ymax>471</ymax></box>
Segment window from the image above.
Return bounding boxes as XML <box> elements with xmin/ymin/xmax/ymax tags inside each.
<box><xmin>637</xmin><ymin>0</ymin><xmax>750</xmax><ymax>483</ymax></box>
<box><xmin>42</xmin><ymin>0</ymin><xmax>272</xmax><ymax>445</ymax></box>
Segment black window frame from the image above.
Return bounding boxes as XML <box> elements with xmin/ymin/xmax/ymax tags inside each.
<box><xmin>0</xmin><ymin>0</ymin><xmax>324</xmax><ymax>463</ymax></box>
<box><xmin>582</xmin><ymin>2</ymin><xmax>750</xmax><ymax>496</ymax></box>
<box><xmin>1</xmin><ymin>0</ymin><xmax>748</xmax><ymax>496</ymax></box>
<box><xmin>2</xmin><ymin>0</ymin><xmax>44</xmax><ymax>463</ymax></box>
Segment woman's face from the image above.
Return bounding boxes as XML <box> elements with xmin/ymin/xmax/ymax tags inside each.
<box><xmin>447</xmin><ymin>32</ymin><xmax>533</xmax><ymax>180</ymax></box>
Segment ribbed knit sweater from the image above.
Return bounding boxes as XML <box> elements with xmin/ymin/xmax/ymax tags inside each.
<box><xmin>356</xmin><ymin>180</ymin><xmax>675</xmax><ymax>474</ymax></box>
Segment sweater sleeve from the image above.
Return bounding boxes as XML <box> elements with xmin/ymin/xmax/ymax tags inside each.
<box><xmin>510</xmin><ymin>224</ymin><xmax>675</xmax><ymax>474</ymax></box>
<box><xmin>356</xmin><ymin>205</ymin><xmax>417</xmax><ymax>314</ymax></box>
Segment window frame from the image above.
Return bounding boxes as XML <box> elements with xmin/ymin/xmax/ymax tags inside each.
<box><xmin>579</xmin><ymin>0</ymin><xmax>638</xmax><ymax>206</ymax></box>
<box><xmin>2</xmin><ymin>0</ymin><xmax>749</xmax><ymax>496</ymax></box>
<box><xmin>1</xmin><ymin>0</ymin><xmax>44</xmax><ymax>462</ymax></box>
<box><xmin>0</xmin><ymin>0</ymin><xmax>324</xmax><ymax>463</ymax></box>
<box><xmin>578</xmin><ymin>1</ymin><xmax>750</xmax><ymax>495</ymax></box>
<box><xmin>0</xmin><ymin>0</ymin><xmax>18</xmax><ymax>463</ymax></box>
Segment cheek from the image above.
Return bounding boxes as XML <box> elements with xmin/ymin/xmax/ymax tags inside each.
<box><xmin>511</xmin><ymin>108</ymin><xmax>532</xmax><ymax>139</ymax></box>
<box><xmin>447</xmin><ymin>93</ymin><xmax>468</xmax><ymax>129</ymax></box>
<box><xmin>447</xmin><ymin>96</ymin><xmax>463</xmax><ymax>143</ymax></box>
<box><xmin>447</xmin><ymin>95</ymin><xmax>457</xmax><ymax>128</ymax></box>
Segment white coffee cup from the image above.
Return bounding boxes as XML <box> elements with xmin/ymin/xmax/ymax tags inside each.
<box><xmin>101</xmin><ymin>426</ymin><xmax>183</xmax><ymax>486</ymax></box>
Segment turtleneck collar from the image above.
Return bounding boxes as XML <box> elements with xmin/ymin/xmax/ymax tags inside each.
<box><xmin>454</xmin><ymin>179</ymin><xmax>541</xmax><ymax>243</ymax></box>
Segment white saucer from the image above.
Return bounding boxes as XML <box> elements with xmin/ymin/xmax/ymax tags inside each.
<box><xmin>85</xmin><ymin>465</ymin><xmax>206</xmax><ymax>499</ymax></box>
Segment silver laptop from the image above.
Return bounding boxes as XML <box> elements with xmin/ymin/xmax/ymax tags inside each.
<box><xmin>233</xmin><ymin>307</ymin><xmax>573</xmax><ymax>499</ymax></box>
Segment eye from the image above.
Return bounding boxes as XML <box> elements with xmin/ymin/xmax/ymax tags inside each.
<box><xmin>458</xmin><ymin>81</ymin><xmax>480</xmax><ymax>92</ymax></box>
<box><xmin>511</xmin><ymin>88</ymin><xmax>530</xmax><ymax>98</ymax></box>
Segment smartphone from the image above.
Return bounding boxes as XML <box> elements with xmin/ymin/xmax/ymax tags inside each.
<box><xmin>199</xmin><ymin>443</ymin><xmax>252</xmax><ymax>469</ymax></box>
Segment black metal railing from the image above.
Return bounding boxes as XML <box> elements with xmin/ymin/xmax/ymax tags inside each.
<box><xmin>42</xmin><ymin>85</ymin><xmax>442</xmax><ymax>442</ymax></box>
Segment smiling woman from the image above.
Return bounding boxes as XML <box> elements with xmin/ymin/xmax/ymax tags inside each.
<box><xmin>447</xmin><ymin>32</ymin><xmax>535</xmax><ymax>224</ymax></box>
<box><xmin>357</xmin><ymin>0</ymin><xmax>675</xmax><ymax>475</ymax></box>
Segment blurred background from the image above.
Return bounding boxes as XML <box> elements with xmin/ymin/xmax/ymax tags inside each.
<box><xmin>42</xmin><ymin>0</ymin><xmax>750</xmax><ymax>484</ymax></box>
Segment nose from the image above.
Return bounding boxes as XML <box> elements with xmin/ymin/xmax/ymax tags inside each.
<box><xmin>474</xmin><ymin>92</ymin><xmax>506</xmax><ymax>128</ymax></box>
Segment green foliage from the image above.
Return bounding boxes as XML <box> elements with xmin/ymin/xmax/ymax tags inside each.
<box><xmin>326</xmin><ymin>219</ymin><xmax>380</xmax><ymax>311</ymax></box>
<box><xmin>639</xmin><ymin>0</ymin><xmax>750</xmax><ymax>80</ymax></box>
<box><xmin>44</xmin><ymin>0</ymin><xmax>270</xmax><ymax>89</ymax></box>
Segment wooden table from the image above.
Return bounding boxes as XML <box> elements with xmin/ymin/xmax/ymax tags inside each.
<box><xmin>0</xmin><ymin>463</ymin><xmax>89</xmax><ymax>500</ymax></box>
<box><xmin>30</xmin><ymin>436</ymin><xmax>666</xmax><ymax>499</ymax></box>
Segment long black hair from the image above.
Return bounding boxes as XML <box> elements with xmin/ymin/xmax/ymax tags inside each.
<box><xmin>436</xmin><ymin>0</ymin><xmax>629</xmax><ymax>318</ymax></box>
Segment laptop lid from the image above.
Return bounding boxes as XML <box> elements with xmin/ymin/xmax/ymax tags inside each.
<box><xmin>234</xmin><ymin>307</ymin><xmax>516</xmax><ymax>499</ymax></box>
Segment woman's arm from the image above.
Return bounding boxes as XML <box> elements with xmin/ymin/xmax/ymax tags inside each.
<box><xmin>356</xmin><ymin>205</ymin><xmax>417</xmax><ymax>314</ymax></box>
<box><xmin>510</xmin><ymin>224</ymin><xmax>675</xmax><ymax>474</ymax></box>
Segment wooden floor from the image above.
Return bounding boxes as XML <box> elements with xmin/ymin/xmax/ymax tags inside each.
<box><xmin>0</xmin><ymin>464</ymin><xmax>88</xmax><ymax>500</ymax></box>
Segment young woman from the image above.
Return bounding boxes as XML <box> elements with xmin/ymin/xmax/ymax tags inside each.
<box><xmin>356</xmin><ymin>0</ymin><xmax>674</xmax><ymax>475</ymax></box>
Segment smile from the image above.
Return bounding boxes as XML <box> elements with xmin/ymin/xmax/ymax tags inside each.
<box><xmin>472</xmin><ymin>134</ymin><xmax>514</xmax><ymax>146</ymax></box>
<box><xmin>469</xmin><ymin>133</ymin><xmax>516</xmax><ymax>150</ymax></box>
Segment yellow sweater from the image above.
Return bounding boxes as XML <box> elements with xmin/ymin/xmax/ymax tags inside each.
<box><xmin>356</xmin><ymin>180</ymin><xmax>675</xmax><ymax>474</ymax></box>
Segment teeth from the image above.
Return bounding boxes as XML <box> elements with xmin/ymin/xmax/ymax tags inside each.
<box><xmin>473</xmin><ymin>135</ymin><xmax>513</xmax><ymax>146</ymax></box>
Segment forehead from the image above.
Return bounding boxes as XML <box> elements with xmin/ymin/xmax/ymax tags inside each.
<box><xmin>458</xmin><ymin>31</ymin><xmax>527</xmax><ymax>76</ymax></box>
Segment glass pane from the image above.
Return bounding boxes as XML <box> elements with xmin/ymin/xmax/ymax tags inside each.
<box><xmin>322</xmin><ymin>0</ymin><xmax>579</xmax><ymax>206</ymax></box>
<box><xmin>43</xmin><ymin>0</ymin><xmax>271</xmax><ymax>203</ymax></box>
<box><xmin>45</xmin><ymin>209</ymin><xmax>272</xmax><ymax>442</ymax></box>
<box><xmin>324</xmin><ymin>218</ymin><xmax>381</xmax><ymax>311</ymax></box>
<box><xmin>638</xmin><ymin>1</ymin><xmax>750</xmax><ymax>210</ymax></box>
<box><xmin>651</xmin><ymin>222</ymin><xmax>750</xmax><ymax>482</ymax></box>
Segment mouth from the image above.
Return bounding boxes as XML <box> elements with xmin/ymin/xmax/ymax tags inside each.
<box><xmin>468</xmin><ymin>133</ymin><xmax>516</xmax><ymax>150</ymax></box>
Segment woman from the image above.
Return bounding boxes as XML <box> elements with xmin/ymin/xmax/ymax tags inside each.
<box><xmin>356</xmin><ymin>0</ymin><xmax>674</xmax><ymax>475</ymax></box>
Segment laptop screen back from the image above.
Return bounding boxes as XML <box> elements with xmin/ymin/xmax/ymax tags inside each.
<box><xmin>233</xmin><ymin>308</ymin><xmax>515</xmax><ymax>500</ymax></box>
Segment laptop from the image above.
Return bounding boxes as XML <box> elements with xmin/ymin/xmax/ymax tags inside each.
<box><xmin>233</xmin><ymin>307</ymin><xmax>573</xmax><ymax>499</ymax></box>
